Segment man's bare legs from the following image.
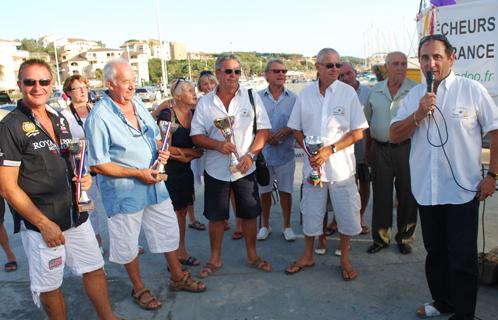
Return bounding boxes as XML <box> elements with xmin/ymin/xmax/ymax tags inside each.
<box><xmin>40</xmin><ymin>289</ymin><xmax>66</xmax><ymax>320</ymax></box>
<box><xmin>285</xmin><ymin>236</ymin><xmax>315</xmax><ymax>273</ymax></box>
<box><xmin>124</xmin><ymin>257</ymin><xmax>161</xmax><ymax>309</ymax></box>
<box><xmin>83</xmin><ymin>268</ymin><xmax>120</xmax><ymax>319</ymax></box>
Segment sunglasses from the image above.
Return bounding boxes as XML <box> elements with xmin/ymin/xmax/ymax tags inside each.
<box><xmin>222</xmin><ymin>69</ymin><xmax>242</xmax><ymax>75</ymax></box>
<box><xmin>271</xmin><ymin>69</ymin><xmax>288</xmax><ymax>74</ymax></box>
<box><xmin>171</xmin><ymin>78</ymin><xmax>186</xmax><ymax>94</ymax></box>
<box><xmin>23</xmin><ymin>79</ymin><xmax>51</xmax><ymax>86</ymax></box>
<box><xmin>321</xmin><ymin>63</ymin><xmax>343</xmax><ymax>69</ymax></box>
<box><xmin>199</xmin><ymin>70</ymin><xmax>213</xmax><ymax>77</ymax></box>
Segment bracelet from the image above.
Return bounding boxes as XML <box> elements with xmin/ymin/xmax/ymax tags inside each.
<box><xmin>413</xmin><ymin>113</ymin><xmax>420</xmax><ymax>127</ymax></box>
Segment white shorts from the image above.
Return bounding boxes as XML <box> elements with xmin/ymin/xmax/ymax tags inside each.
<box><xmin>107</xmin><ymin>198</ymin><xmax>179</xmax><ymax>264</ymax></box>
<box><xmin>258</xmin><ymin>160</ymin><xmax>295</xmax><ymax>194</ymax></box>
<box><xmin>21</xmin><ymin>220</ymin><xmax>104</xmax><ymax>306</ymax></box>
<box><xmin>87</xmin><ymin>176</ymin><xmax>103</xmax><ymax>235</ymax></box>
<box><xmin>301</xmin><ymin>176</ymin><xmax>361</xmax><ymax>236</ymax></box>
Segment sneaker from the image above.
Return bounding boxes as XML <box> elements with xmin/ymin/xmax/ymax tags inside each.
<box><xmin>256</xmin><ymin>227</ymin><xmax>272</xmax><ymax>240</ymax></box>
<box><xmin>334</xmin><ymin>246</ymin><xmax>351</xmax><ymax>257</ymax></box>
<box><xmin>282</xmin><ymin>228</ymin><xmax>297</xmax><ymax>241</ymax></box>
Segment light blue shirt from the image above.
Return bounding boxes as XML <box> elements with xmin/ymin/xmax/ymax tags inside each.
<box><xmin>85</xmin><ymin>94</ymin><xmax>169</xmax><ymax>216</ymax></box>
<box><xmin>258</xmin><ymin>87</ymin><xmax>296</xmax><ymax>166</ymax></box>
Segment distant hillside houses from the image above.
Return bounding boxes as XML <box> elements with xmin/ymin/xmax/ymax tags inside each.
<box><xmin>0</xmin><ymin>36</ymin><xmax>192</xmax><ymax>90</ymax></box>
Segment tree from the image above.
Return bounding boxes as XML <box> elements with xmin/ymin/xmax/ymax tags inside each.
<box><xmin>17</xmin><ymin>38</ymin><xmax>44</xmax><ymax>52</ymax></box>
<box><xmin>148</xmin><ymin>58</ymin><xmax>162</xmax><ymax>84</ymax></box>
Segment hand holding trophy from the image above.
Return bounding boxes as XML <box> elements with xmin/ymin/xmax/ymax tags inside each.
<box><xmin>68</xmin><ymin>138</ymin><xmax>94</xmax><ymax>212</ymax></box>
<box><xmin>213</xmin><ymin>116</ymin><xmax>240</xmax><ymax>173</ymax></box>
<box><xmin>151</xmin><ymin>120</ymin><xmax>178</xmax><ymax>180</ymax></box>
<box><xmin>304</xmin><ymin>136</ymin><xmax>324</xmax><ymax>187</ymax></box>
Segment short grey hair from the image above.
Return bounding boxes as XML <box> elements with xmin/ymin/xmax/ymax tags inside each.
<box><xmin>385</xmin><ymin>51</ymin><xmax>407</xmax><ymax>65</ymax></box>
<box><xmin>103</xmin><ymin>58</ymin><xmax>130</xmax><ymax>84</ymax></box>
<box><xmin>341</xmin><ymin>61</ymin><xmax>356</xmax><ymax>73</ymax></box>
<box><xmin>171</xmin><ymin>79</ymin><xmax>194</xmax><ymax>97</ymax></box>
<box><xmin>265</xmin><ymin>59</ymin><xmax>285</xmax><ymax>72</ymax></box>
<box><xmin>316</xmin><ymin>48</ymin><xmax>340</xmax><ymax>64</ymax></box>
<box><xmin>215</xmin><ymin>53</ymin><xmax>241</xmax><ymax>70</ymax></box>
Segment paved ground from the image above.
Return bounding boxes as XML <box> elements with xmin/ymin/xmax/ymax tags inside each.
<box><xmin>1</xmin><ymin>154</ymin><xmax>497</xmax><ymax>320</ymax></box>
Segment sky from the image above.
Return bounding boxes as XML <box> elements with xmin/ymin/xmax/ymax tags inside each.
<box><xmin>1</xmin><ymin>0</ymin><xmax>422</xmax><ymax>58</ymax></box>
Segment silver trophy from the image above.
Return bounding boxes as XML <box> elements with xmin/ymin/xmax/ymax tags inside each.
<box><xmin>152</xmin><ymin>120</ymin><xmax>179</xmax><ymax>180</ymax></box>
<box><xmin>68</xmin><ymin>138</ymin><xmax>94</xmax><ymax>212</ymax></box>
<box><xmin>304</xmin><ymin>136</ymin><xmax>324</xmax><ymax>186</ymax></box>
<box><xmin>213</xmin><ymin>116</ymin><xmax>239</xmax><ymax>173</ymax></box>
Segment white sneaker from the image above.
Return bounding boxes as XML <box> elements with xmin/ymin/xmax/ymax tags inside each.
<box><xmin>334</xmin><ymin>246</ymin><xmax>351</xmax><ymax>257</ymax></box>
<box><xmin>257</xmin><ymin>227</ymin><xmax>272</xmax><ymax>240</ymax></box>
<box><xmin>283</xmin><ymin>228</ymin><xmax>297</xmax><ymax>241</ymax></box>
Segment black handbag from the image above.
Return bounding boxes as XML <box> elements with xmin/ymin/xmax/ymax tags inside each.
<box><xmin>248</xmin><ymin>89</ymin><xmax>270</xmax><ymax>186</ymax></box>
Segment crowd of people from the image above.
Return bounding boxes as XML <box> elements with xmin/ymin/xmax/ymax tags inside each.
<box><xmin>0</xmin><ymin>34</ymin><xmax>497</xmax><ymax>320</ymax></box>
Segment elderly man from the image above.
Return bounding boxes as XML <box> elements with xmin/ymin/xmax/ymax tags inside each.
<box><xmin>0</xmin><ymin>59</ymin><xmax>118</xmax><ymax>319</ymax></box>
<box><xmin>391</xmin><ymin>34</ymin><xmax>498</xmax><ymax>320</ymax></box>
<box><xmin>191</xmin><ymin>54</ymin><xmax>272</xmax><ymax>277</ymax></box>
<box><xmin>364</xmin><ymin>51</ymin><xmax>418</xmax><ymax>255</ymax></box>
<box><xmin>339</xmin><ymin>61</ymin><xmax>371</xmax><ymax>234</ymax></box>
<box><xmin>285</xmin><ymin>48</ymin><xmax>368</xmax><ymax>281</ymax></box>
<box><xmin>85</xmin><ymin>59</ymin><xmax>205</xmax><ymax>311</ymax></box>
<box><xmin>256</xmin><ymin>59</ymin><xmax>297</xmax><ymax>241</ymax></box>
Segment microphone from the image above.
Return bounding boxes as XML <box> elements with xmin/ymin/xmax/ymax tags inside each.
<box><xmin>426</xmin><ymin>71</ymin><xmax>434</xmax><ymax>117</ymax></box>
<box><xmin>426</xmin><ymin>70</ymin><xmax>434</xmax><ymax>93</ymax></box>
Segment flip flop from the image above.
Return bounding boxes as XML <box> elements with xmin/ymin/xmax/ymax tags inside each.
<box><xmin>285</xmin><ymin>261</ymin><xmax>315</xmax><ymax>275</ymax></box>
<box><xmin>416</xmin><ymin>302</ymin><xmax>443</xmax><ymax>318</ymax></box>
<box><xmin>314</xmin><ymin>248</ymin><xmax>327</xmax><ymax>255</ymax></box>
<box><xmin>231</xmin><ymin>231</ymin><xmax>243</xmax><ymax>240</ymax></box>
<box><xmin>179</xmin><ymin>256</ymin><xmax>200</xmax><ymax>266</ymax></box>
<box><xmin>360</xmin><ymin>225</ymin><xmax>370</xmax><ymax>235</ymax></box>
<box><xmin>4</xmin><ymin>261</ymin><xmax>17</xmax><ymax>272</ymax></box>
<box><xmin>340</xmin><ymin>267</ymin><xmax>358</xmax><ymax>281</ymax></box>
<box><xmin>198</xmin><ymin>262</ymin><xmax>223</xmax><ymax>278</ymax></box>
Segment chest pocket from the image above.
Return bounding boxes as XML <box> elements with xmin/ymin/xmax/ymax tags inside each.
<box><xmin>450</xmin><ymin>106</ymin><xmax>477</xmax><ymax>130</ymax></box>
<box><xmin>326</xmin><ymin>106</ymin><xmax>348</xmax><ymax>134</ymax></box>
<box><xmin>235</xmin><ymin>106</ymin><xmax>253</xmax><ymax>128</ymax></box>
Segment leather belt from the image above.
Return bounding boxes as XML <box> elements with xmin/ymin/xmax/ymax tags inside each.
<box><xmin>373</xmin><ymin>139</ymin><xmax>410</xmax><ymax>147</ymax></box>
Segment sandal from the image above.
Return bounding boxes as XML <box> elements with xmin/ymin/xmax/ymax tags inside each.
<box><xmin>285</xmin><ymin>261</ymin><xmax>315</xmax><ymax>275</ymax></box>
<box><xmin>340</xmin><ymin>267</ymin><xmax>358</xmax><ymax>281</ymax></box>
<box><xmin>179</xmin><ymin>256</ymin><xmax>200</xmax><ymax>266</ymax></box>
<box><xmin>198</xmin><ymin>262</ymin><xmax>222</xmax><ymax>278</ymax></box>
<box><xmin>188</xmin><ymin>220</ymin><xmax>206</xmax><ymax>231</ymax></box>
<box><xmin>131</xmin><ymin>288</ymin><xmax>162</xmax><ymax>310</ymax></box>
<box><xmin>231</xmin><ymin>230</ymin><xmax>243</xmax><ymax>240</ymax></box>
<box><xmin>247</xmin><ymin>258</ymin><xmax>272</xmax><ymax>272</ymax></box>
<box><xmin>4</xmin><ymin>261</ymin><xmax>17</xmax><ymax>272</ymax></box>
<box><xmin>360</xmin><ymin>225</ymin><xmax>370</xmax><ymax>235</ymax></box>
<box><xmin>169</xmin><ymin>273</ymin><xmax>206</xmax><ymax>292</ymax></box>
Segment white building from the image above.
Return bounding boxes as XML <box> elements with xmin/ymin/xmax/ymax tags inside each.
<box><xmin>0</xmin><ymin>39</ymin><xmax>29</xmax><ymax>91</ymax></box>
<box><xmin>149</xmin><ymin>39</ymin><xmax>171</xmax><ymax>61</ymax></box>
<box><xmin>61</xmin><ymin>38</ymin><xmax>101</xmax><ymax>61</ymax></box>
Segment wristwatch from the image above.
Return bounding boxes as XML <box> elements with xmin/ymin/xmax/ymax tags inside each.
<box><xmin>330</xmin><ymin>144</ymin><xmax>337</xmax><ymax>154</ymax></box>
<box><xmin>487</xmin><ymin>171</ymin><xmax>498</xmax><ymax>180</ymax></box>
<box><xmin>247</xmin><ymin>152</ymin><xmax>257</xmax><ymax>161</ymax></box>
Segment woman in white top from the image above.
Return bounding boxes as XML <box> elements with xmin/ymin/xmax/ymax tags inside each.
<box><xmin>61</xmin><ymin>75</ymin><xmax>105</xmax><ymax>253</ymax></box>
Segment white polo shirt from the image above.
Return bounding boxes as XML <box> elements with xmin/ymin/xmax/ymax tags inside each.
<box><xmin>190</xmin><ymin>85</ymin><xmax>271</xmax><ymax>182</ymax></box>
<box><xmin>287</xmin><ymin>80</ymin><xmax>369</xmax><ymax>183</ymax></box>
<box><xmin>391</xmin><ymin>71</ymin><xmax>498</xmax><ymax>206</ymax></box>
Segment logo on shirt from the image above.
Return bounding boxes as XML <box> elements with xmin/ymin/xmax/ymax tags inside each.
<box><xmin>332</xmin><ymin>106</ymin><xmax>345</xmax><ymax>115</ymax></box>
<box><xmin>32</xmin><ymin>139</ymin><xmax>58</xmax><ymax>151</ymax></box>
<box><xmin>240</xmin><ymin>108</ymin><xmax>251</xmax><ymax>117</ymax></box>
<box><xmin>48</xmin><ymin>256</ymin><xmax>63</xmax><ymax>270</ymax></box>
<box><xmin>22</xmin><ymin>122</ymin><xmax>40</xmax><ymax>137</ymax></box>
<box><xmin>451</xmin><ymin>108</ymin><xmax>469</xmax><ymax>119</ymax></box>
<box><xmin>58</xmin><ymin>118</ymin><xmax>69</xmax><ymax>134</ymax></box>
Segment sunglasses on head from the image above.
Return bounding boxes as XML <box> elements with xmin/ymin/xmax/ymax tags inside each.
<box><xmin>171</xmin><ymin>78</ymin><xmax>186</xmax><ymax>93</ymax></box>
<box><xmin>23</xmin><ymin>79</ymin><xmax>51</xmax><ymax>86</ymax></box>
<box><xmin>199</xmin><ymin>70</ymin><xmax>213</xmax><ymax>77</ymax></box>
<box><xmin>222</xmin><ymin>69</ymin><xmax>242</xmax><ymax>75</ymax></box>
<box><xmin>322</xmin><ymin>63</ymin><xmax>343</xmax><ymax>69</ymax></box>
<box><xmin>271</xmin><ymin>69</ymin><xmax>288</xmax><ymax>74</ymax></box>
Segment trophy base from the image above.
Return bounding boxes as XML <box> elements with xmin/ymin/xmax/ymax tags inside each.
<box><xmin>307</xmin><ymin>176</ymin><xmax>322</xmax><ymax>187</ymax></box>
<box><xmin>78</xmin><ymin>201</ymin><xmax>94</xmax><ymax>212</ymax></box>
<box><xmin>154</xmin><ymin>173</ymin><xmax>168</xmax><ymax>181</ymax></box>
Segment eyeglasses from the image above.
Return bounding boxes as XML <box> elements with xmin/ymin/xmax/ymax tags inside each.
<box><xmin>321</xmin><ymin>63</ymin><xmax>343</xmax><ymax>69</ymax></box>
<box><xmin>70</xmin><ymin>86</ymin><xmax>88</xmax><ymax>92</ymax></box>
<box><xmin>222</xmin><ymin>69</ymin><xmax>242</xmax><ymax>75</ymax></box>
<box><xmin>171</xmin><ymin>78</ymin><xmax>186</xmax><ymax>94</ymax></box>
<box><xmin>22</xmin><ymin>79</ymin><xmax>51</xmax><ymax>86</ymax></box>
<box><xmin>271</xmin><ymin>69</ymin><xmax>288</xmax><ymax>74</ymax></box>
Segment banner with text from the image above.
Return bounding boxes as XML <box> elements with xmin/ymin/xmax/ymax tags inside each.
<box><xmin>418</xmin><ymin>1</ymin><xmax>498</xmax><ymax>96</ymax></box>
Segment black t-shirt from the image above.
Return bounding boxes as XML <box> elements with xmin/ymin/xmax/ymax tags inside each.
<box><xmin>0</xmin><ymin>101</ymin><xmax>87</xmax><ymax>233</ymax></box>
<box><xmin>157</xmin><ymin>107</ymin><xmax>194</xmax><ymax>175</ymax></box>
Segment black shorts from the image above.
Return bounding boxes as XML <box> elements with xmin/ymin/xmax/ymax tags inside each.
<box><xmin>356</xmin><ymin>163</ymin><xmax>371</xmax><ymax>183</ymax></box>
<box><xmin>203</xmin><ymin>171</ymin><xmax>261</xmax><ymax>221</ymax></box>
<box><xmin>165</xmin><ymin>170</ymin><xmax>194</xmax><ymax>211</ymax></box>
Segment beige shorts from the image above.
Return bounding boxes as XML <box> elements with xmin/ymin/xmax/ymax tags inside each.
<box><xmin>258</xmin><ymin>160</ymin><xmax>296</xmax><ymax>194</ymax></box>
<box><xmin>21</xmin><ymin>220</ymin><xmax>104</xmax><ymax>306</ymax></box>
<box><xmin>107</xmin><ymin>199</ymin><xmax>179</xmax><ymax>264</ymax></box>
<box><xmin>301</xmin><ymin>176</ymin><xmax>361</xmax><ymax>236</ymax></box>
